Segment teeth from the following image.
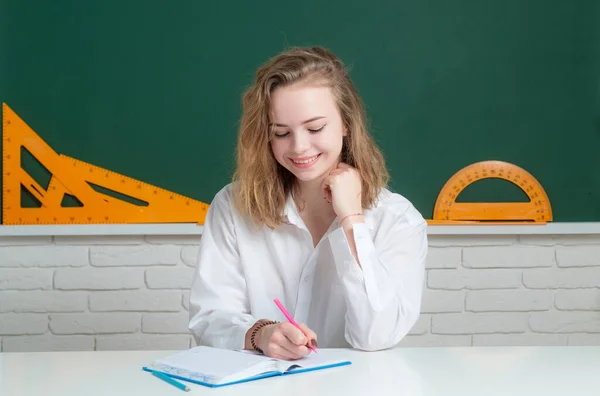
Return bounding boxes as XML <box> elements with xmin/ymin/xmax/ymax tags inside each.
<box><xmin>292</xmin><ymin>155</ymin><xmax>319</xmax><ymax>164</ymax></box>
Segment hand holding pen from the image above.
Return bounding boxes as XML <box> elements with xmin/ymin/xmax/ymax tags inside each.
<box><xmin>254</xmin><ymin>299</ymin><xmax>318</xmax><ymax>360</ymax></box>
<box><xmin>273</xmin><ymin>298</ymin><xmax>318</xmax><ymax>354</ymax></box>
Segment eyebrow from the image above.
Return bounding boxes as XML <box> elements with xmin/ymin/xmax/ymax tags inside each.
<box><xmin>269</xmin><ymin>116</ymin><xmax>326</xmax><ymax>127</ymax></box>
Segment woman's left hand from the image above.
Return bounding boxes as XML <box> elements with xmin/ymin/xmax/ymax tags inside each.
<box><xmin>322</xmin><ymin>162</ymin><xmax>363</xmax><ymax>219</ymax></box>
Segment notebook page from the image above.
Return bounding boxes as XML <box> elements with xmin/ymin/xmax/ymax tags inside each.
<box><xmin>220</xmin><ymin>360</ymin><xmax>284</xmax><ymax>384</ymax></box>
<box><xmin>221</xmin><ymin>350</ymin><xmax>348</xmax><ymax>380</ymax></box>
<box><xmin>282</xmin><ymin>350</ymin><xmax>348</xmax><ymax>371</ymax></box>
<box><xmin>150</xmin><ymin>346</ymin><xmax>272</xmax><ymax>384</ymax></box>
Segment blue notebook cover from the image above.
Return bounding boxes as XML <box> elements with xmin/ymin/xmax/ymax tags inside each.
<box><xmin>142</xmin><ymin>346</ymin><xmax>351</xmax><ymax>388</ymax></box>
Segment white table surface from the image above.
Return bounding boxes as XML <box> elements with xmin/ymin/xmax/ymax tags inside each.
<box><xmin>1</xmin><ymin>346</ymin><xmax>599</xmax><ymax>395</ymax></box>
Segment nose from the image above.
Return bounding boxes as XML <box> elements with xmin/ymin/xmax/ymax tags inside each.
<box><xmin>291</xmin><ymin>131</ymin><xmax>311</xmax><ymax>153</ymax></box>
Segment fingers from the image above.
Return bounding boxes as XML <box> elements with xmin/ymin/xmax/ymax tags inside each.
<box><xmin>298</xmin><ymin>323</ymin><xmax>318</xmax><ymax>348</ymax></box>
<box><xmin>279</xmin><ymin>323</ymin><xmax>312</xmax><ymax>357</ymax></box>
<box><xmin>275</xmin><ymin>338</ymin><xmax>310</xmax><ymax>359</ymax></box>
<box><xmin>279</xmin><ymin>322</ymin><xmax>307</xmax><ymax>345</ymax></box>
<box><xmin>323</xmin><ymin>169</ymin><xmax>348</xmax><ymax>190</ymax></box>
<box><xmin>269</xmin><ymin>341</ymin><xmax>308</xmax><ymax>360</ymax></box>
<box><xmin>321</xmin><ymin>174</ymin><xmax>332</xmax><ymax>203</ymax></box>
<box><xmin>328</xmin><ymin>168</ymin><xmax>345</xmax><ymax>176</ymax></box>
<box><xmin>322</xmin><ymin>186</ymin><xmax>332</xmax><ymax>203</ymax></box>
<box><xmin>262</xmin><ymin>322</ymin><xmax>318</xmax><ymax>360</ymax></box>
<box><xmin>265</xmin><ymin>324</ymin><xmax>310</xmax><ymax>360</ymax></box>
<box><xmin>321</xmin><ymin>168</ymin><xmax>343</xmax><ymax>199</ymax></box>
<box><xmin>321</xmin><ymin>163</ymin><xmax>359</xmax><ymax>205</ymax></box>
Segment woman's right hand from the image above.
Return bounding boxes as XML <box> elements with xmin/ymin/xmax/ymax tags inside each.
<box><xmin>257</xmin><ymin>322</ymin><xmax>317</xmax><ymax>360</ymax></box>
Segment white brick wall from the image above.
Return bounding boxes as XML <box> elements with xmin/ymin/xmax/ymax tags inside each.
<box><xmin>399</xmin><ymin>234</ymin><xmax>600</xmax><ymax>347</ymax></box>
<box><xmin>0</xmin><ymin>235</ymin><xmax>196</xmax><ymax>352</ymax></box>
<box><xmin>1</xmin><ymin>232</ymin><xmax>599</xmax><ymax>352</ymax></box>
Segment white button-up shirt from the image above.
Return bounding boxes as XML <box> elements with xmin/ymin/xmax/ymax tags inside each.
<box><xmin>188</xmin><ymin>183</ymin><xmax>428</xmax><ymax>351</ymax></box>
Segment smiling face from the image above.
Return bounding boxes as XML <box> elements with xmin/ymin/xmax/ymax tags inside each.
<box><xmin>269</xmin><ymin>82</ymin><xmax>347</xmax><ymax>188</ymax></box>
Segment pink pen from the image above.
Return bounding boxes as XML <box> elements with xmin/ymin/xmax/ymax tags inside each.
<box><xmin>273</xmin><ymin>298</ymin><xmax>318</xmax><ymax>354</ymax></box>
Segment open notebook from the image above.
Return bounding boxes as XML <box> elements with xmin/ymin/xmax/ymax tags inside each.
<box><xmin>142</xmin><ymin>345</ymin><xmax>351</xmax><ymax>388</ymax></box>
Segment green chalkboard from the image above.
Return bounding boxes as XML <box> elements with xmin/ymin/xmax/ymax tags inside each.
<box><xmin>1</xmin><ymin>0</ymin><xmax>599</xmax><ymax>222</ymax></box>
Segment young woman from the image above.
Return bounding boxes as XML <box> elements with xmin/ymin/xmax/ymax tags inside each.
<box><xmin>189</xmin><ymin>46</ymin><xmax>428</xmax><ymax>360</ymax></box>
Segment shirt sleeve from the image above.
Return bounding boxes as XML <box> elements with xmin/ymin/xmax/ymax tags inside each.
<box><xmin>188</xmin><ymin>186</ymin><xmax>257</xmax><ymax>350</ymax></box>
<box><xmin>328</xmin><ymin>203</ymin><xmax>428</xmax><ymax>351</ymax></box>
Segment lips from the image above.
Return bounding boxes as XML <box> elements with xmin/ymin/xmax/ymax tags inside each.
<box><xmin>291</xmin><ymin>154</ymin><xmax>320</xmax><ymax>164</ymax></box>
<box><xmin>289</xmin><ymin>153</ymin><xmax>321</xmax><ymax>168</ymax></box>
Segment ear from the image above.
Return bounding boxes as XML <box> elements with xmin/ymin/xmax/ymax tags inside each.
<box><xmin>343</xmin><ymin>127</ymin><xmax>348</xmax><ymax>137</ymax></box>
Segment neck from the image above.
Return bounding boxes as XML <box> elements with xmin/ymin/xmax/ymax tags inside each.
<box><xmin>293</xmin><ymin>177</ymin><xmax>332</xmax><ymax>215</ymax></box>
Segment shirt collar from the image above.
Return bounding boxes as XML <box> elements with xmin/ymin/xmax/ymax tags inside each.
<box><xmin>284</xmin><ymin>192</ymin><xmax>375</xmax><ymax>230</ymax></box>
<box><xmin>283</xmin><ymin>193</ymin><xmax>302</xmax><ymax>226</ymax></box>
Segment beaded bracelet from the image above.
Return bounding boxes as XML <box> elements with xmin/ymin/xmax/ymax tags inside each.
<box><xmin>250</xmin><ymin>320</ymin><xmax>278</xmax><ymax>354</ymax></box>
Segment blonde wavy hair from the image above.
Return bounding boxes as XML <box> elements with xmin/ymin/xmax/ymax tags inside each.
<box><xmin>232</xmin><ymin>46</ymin><xmax>389</xmax><ymax>229</ymax></box>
